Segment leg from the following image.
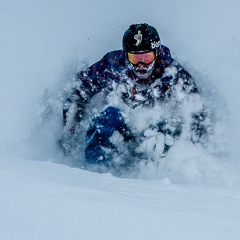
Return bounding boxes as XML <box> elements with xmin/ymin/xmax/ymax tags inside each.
<box><xmin>85</xmin><ymin>107</ymin><xmax>132</xmax><ymax>165</ymax></box>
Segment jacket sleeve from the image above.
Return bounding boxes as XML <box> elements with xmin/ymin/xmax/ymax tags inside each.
<box><xmin>63</xmin><ymin>54</ymin><xmax>113</xmax><ymax>132</ymax></box>
<box><xmin>160</xmin><ymin>60</ymin><xmax>212</xmax><ymax>146</ymax></box>
<box><xmin>176</xmin><ymin>64</ymin><xmax>212</xmax><ymax>145</ymax></box>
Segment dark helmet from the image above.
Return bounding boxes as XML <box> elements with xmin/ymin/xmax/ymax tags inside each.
<box><xmin>122</xmin><ymin>23</ymin><xmax>161</xmax><ymax>54</ymax></box>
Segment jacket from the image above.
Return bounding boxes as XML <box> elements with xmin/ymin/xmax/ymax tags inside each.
<box><xmin>63</xmin><ymin>45</ymin><xmax>200</xmax><ymax>130</ymax></box>
<box><xmin>61</xmin><ymin>44</ymin><xmax>212</xmax><ymax>150</ymax></box>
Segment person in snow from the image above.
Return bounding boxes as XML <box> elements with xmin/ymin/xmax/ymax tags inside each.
<box><xmin>60</xmin><ymin>23</ymin><xmax>210</xmax><ymax>171</ymax></box>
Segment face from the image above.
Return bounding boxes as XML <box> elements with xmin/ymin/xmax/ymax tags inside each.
<box><xmin>127</xmin><ymin>51</ymin><xmax>156</xmax><ymax>79</ymax></box>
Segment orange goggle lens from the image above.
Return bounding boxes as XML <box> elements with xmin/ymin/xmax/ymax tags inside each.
<box><xmin>128</xmin><ymin>51</ymin><xmax>155</xmax><ymax>65</ymax></box>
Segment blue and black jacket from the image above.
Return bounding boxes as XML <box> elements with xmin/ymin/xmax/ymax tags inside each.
<box><xmin>63</xmin><ymin>45</ymin><xmax>199</xmax><ymax>128</ymax></box>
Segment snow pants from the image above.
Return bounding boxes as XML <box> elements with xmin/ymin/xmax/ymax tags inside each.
<box><xmin>85</xmin><ymin>107</ymin><xmax>133</xmax><ymax>166</ymax></box>
<box><xmin>84</xmin><ymin>107</ymin><xmax>181</xmax><ymax>167</ymax></box>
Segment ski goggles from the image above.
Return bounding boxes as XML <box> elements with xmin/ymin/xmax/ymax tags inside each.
<box><xmin>127</xmin><ymin>51</ymin><xmax>155</xmax><ymax>65</ymax></box>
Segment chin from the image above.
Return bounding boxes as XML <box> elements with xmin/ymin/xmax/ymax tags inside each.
<box><xmin>134</xmin><ymin>69</ymin><xmax>153</xmax><ymax>79</ymax></box>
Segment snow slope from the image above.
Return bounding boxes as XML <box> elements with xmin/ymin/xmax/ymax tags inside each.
<box><xmin>1</xmin><ymin>155</ymin><xmax>240</xmax><ymax>240</ymax></box>
<box><xmin>1</xmin><ymin>0</ymin><xmax>240</xmax><ymax>239</ymax></box>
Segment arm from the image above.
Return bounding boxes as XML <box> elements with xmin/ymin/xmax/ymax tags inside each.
<box><xmin>59</xmin><ymin>55</ymin><xmax>112</xmax><ymax>154</ymax></box>
<box><xmin>176</xmin><ymin>64</ymin><xmax>212</xmax><ymax>146</ymax></box>
<box><xmin>63</xmin><ymin>50</ymin><xmax>126</xmax><ymax>133</ymax></box>
<box><xmin>63</xmin><ymin>53</ymin><xmax>115</xmax><ymax>133</ymax></box>
<box><xmin>159</xmin><ymin>60</ymin><xmax>212</xmax><ymax>147</ymax></box>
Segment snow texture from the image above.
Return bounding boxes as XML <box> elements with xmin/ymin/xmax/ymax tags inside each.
<box><xmin>0</xmin><ymin>0</ymin><xmax>240</xmax><ymax>239</ymax></box>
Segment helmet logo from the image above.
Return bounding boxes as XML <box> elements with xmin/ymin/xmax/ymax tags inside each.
<box><xmin>151</xmin><ymin>41</ymin><xmax>161</xmax><ymax>49</ymax></box>
<box><xmin>134</xmin><ymin>31</ymin><xmax>142</xmax><ymax>46</ymax></box>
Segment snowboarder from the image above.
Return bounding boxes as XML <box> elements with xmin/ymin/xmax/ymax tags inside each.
<box><xmin>59</xmin><ymin>23</ymin><xmax>210</xmax><ymax>171</ymax></box>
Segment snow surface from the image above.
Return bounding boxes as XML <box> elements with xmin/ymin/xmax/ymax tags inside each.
<box><xmin>1</xmin><ymin>155</ymin><xmax>240</xmax><ymax>240</ymax></box>
<box><xmin>1</xmin><ymin>0</ymin><xmax>240</xmax><ymax>239</ymax></box>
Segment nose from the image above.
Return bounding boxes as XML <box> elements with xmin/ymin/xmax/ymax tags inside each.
<box><xmin>136</xmin><ymin>61</ymin><xmax>146</xmax><ymax>68</ymax></box>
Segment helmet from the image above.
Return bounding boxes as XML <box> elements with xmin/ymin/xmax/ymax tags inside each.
<box><xmin>122</xmin><ymin>23</ymin><xmax>161</xmax><ymax>54</ymax></box>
